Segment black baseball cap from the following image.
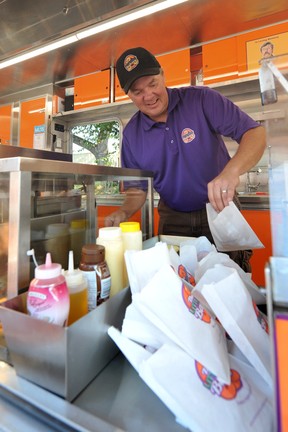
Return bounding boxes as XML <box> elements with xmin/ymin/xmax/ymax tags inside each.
<box><xmin>116</xmin><ymin>47</ymin><xmax>161</xmax><ymax>94</ymax></box>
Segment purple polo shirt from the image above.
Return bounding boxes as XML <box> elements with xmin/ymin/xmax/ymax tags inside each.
<box><xmin>121</xmin><ymin>86</ymin><xmax>260</xmax><ymax>211</ymax></box>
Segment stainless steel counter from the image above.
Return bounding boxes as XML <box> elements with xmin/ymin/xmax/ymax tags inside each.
<box><xmin>238</xmin><ymin>193</ymin><xmax>270</xmax><ymax>210</ymax></box>
<box><xmin>97</xmin><ymin>192</ymin><xmax>271</xmax><ymax>211</ymax></box>
<box><xmin>0</xmin><ymin>355</ymin><xmax>186</xmax><ymax>432</ymax></box>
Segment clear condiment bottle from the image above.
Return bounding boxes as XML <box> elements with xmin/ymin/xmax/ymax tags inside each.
<box><xmin>79</xmin><ymin>244</ymin><xmax>111</xmax><ymax>311</ymax></box>
<box><xmin>120</xmin><ymin>221</ymin><xmax>143</xmax><ymax>287</ymax></box>
<box><xmin>96</xmin><ymin>227</ymin><xmax>124</xmax><ymax>297</ymax></box>
<box><xmin>27</xmin><ymin>252</ymin><xmax>70</xmax><ymax>326</ymax></box>
<box><xmin>63</xmin><ymin>250</ymin><xmax>88</xmax><ymax>325</ymax></box>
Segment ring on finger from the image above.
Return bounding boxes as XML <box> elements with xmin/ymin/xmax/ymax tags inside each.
<box><xmin>221</xmin><ymin>189</ymin><xmax>227</xmax><ymax>193</ymax></box>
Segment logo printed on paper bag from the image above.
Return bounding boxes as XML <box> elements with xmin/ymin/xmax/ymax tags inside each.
<box><xmin>181</xmin><ymin>128</ymin><xmax>195</xmax><ymax>143</ymax></box>
<box><xmin>181</xmin><ymin>282</ymin><xmax>211</xmax><ymax>323</ymax></box>
<box><xmin>178</xmin><ymin>264</ymin><xmax>196</xmax><ymax>286</ymax></box>
<box><xmin>195</xmin><ymin>361</ymin><xmax>242</xmax><ymax>400</ymax></box>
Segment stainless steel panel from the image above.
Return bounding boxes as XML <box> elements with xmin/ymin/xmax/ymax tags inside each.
<box><xmin>0</xmin><ymin>287</ymin><xmax>131</xmax><ymax>401</ymax></box>
<box><xmin>238</xmin><ymin>193</ymin><xmax>270</xmax><ymax>210</ymax></box>
<box><xmin>0</xmin><ymin>143</ymin><xmax>72</xmax><ymax>162</ymax></box>
<box><xmin>0</xmin><ymin>156</ymin><xmax>153</xmax><ymax>177</ymax></box>
<box><xmin>8</xmin><ymin>172</ymin><xmax>31</xmax><ymax>295</ymax></box>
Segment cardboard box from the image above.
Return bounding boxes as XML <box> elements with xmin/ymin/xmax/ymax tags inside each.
<box><xmin>0</xmin><ymin>287</ymin><xmax>131</xmax><ymax>401</ymax></box>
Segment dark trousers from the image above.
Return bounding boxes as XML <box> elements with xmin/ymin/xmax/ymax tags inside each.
<box><xmin>157</xmin><ymin>198</ymin><xmax>253</xmax><ymax>273</ymax></box>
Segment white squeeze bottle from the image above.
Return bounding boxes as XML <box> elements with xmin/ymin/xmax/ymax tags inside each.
<box><xmin>27</xmin><ymin>253</ymin><xmax>70</xmax><ymax>326</ymax></box>
<box><xmin>63</xmin><ymin>250</ymin><xmax>88</xmax><ymax>325</ymax></box>
<box><xmin>96</xmin><ymin>227</ymin><xmax>124</xmax><ymax>297</ymax></box>
<box><xmin>120</xmin><ymin>221</ymin><xmax>143</xmax><ymax>287</ymax></box>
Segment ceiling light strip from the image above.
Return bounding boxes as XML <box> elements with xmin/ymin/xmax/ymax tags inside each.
<box><xmin>0</xmin><ymin>36</ymin><xmax>78</xmax><ymax>69</ymax></box>
<box><xmin>0</xmin><ymin>0</ymin><xmax>188</xmax><ymax>70</ymax></box>
<box><xmin>76</xmin><ymin>0</ymin><xmax>188</xmax><ymax>39</ymax></box>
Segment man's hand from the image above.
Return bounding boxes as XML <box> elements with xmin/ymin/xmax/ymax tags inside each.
<box><xmin>105</xmin><ymin>210</ymin><xmax>128</xmax><ymax>227</ymax></box>
<box><xmin>207</xmin><ymin>172</ymin><xmax>239</xmax><ymax>212</ymax></box>
<box><xmin>104</xmin><ymin>188</ymin><xmax>147</xmax><ymax>226</ymax></box>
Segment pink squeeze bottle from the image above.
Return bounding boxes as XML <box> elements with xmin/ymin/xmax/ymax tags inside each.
<box><xmin>27</xmin><ymin>253</ymin><xmax>70</xmax><ymax>326</ymax></box>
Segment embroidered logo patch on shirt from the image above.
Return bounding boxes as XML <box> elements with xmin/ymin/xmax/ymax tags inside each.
<box><xmin>124</xmin><ymin>54</ymin><xmax>139</xmax><ymax>72</ymax></box>
<box><xmin>181</xmin><ymin>128</ymin><xmax>195</xmax><ymax>143</ymax></box>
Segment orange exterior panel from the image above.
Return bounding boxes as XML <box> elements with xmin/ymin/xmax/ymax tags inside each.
<box><xmin>158</xmin><ymin>49</ymin><xmax>190</xmax><ymax>88</ymax></box>
<box><xmin>0</xmin><ymin>104</ymin><xmax>12</xmax><ymax>145</ymax></box>
<box><xmin>114</xmin><ymin>74</ymin><xmax>130</xmax><ymax>103</ymax></box>
<box><xmin>274</xmin><ymin>315</ymin><xmax>288</xmax><ymax>432</ymax></box>
<box><xmin>203</xmin><ymin>22</ymin><xmax>288</xmax><ymax>84</ymax></box>
<box><xmin>203</xmin><ymin>37</ymin><xmax>239</xmax><ymax>84</ymax></box>
<box><xmin>237</xmin><ymin>21</ymin><xmax>288</xmax><ymax>75</ymax></box>
<box><xmin>74</xmin><ymin>70</ymin><xmax>110</xmax><ymax>109</ymax></box>
<box><xmin>19</xmin><ymin>98</ymin><xmax>46</xmax><ymax>149</ymax></box>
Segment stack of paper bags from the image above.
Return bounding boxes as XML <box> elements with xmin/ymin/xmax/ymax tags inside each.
<box><xmin>108</xmin><ymin>240</ymin><xmax>273</xmax><ymax>432</ymax></box>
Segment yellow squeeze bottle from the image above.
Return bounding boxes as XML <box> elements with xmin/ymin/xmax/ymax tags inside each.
<box><xmin>120</xmin><ymin>222</ymin><xmax>143</xmax><ymax>287</ymax></box>
<box><xmin>64</xmin><ymin>250</ymin><xmax>88</xmax><ymax>325</ymax></box>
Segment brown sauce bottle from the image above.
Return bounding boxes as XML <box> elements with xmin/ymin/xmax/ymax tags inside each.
<box><xmin>79</xmin><ymin>244</ymin><xmax>111</xmax><ymax>311</ymax></box>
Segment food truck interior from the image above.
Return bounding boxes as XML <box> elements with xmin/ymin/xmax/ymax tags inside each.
<box><xmin>0</xmin><ymin>1</ymin><xmax>288</xmax><ymax>431</ymax></box>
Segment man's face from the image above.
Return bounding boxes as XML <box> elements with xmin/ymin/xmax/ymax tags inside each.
<box><xmin>261</xmin><ymin>44</ymin><xmax>273</xmax><ymax>58</ymax></box>
<box><xmin>128</xmin><ymin>73</ymin><xmax>169</xmax><ymax>122</ymax></box>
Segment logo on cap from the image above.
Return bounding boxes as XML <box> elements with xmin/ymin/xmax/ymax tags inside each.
<box><xmin>124</xmin><ymin>54</ymin><xmax>139</xmax><ymax>72</ymax></box>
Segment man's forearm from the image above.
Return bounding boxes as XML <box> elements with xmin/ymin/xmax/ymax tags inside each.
<box><xmin>121</xmin><ymin>188</ymin><xmax>148</xmax><ymax>218</ymax></box>
<box><xmin>105</xmin><ymin>188</ymin><xmax>148</xmax><ymax>226</ymax></box>
<box><xmin>223</xmin><ymin>126</ymin><xmax>267</xmax><ymax>178</ymax></box>
<box><xmin>208</xmin><ymin>125</ymin><xmax>266</xmax><ymax>212</ymax></box>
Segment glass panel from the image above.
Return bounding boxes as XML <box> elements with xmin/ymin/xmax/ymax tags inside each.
<box><xmin>0</xmin><ymin>157</ymin><xmax>153</xmax><ymax>297</ymax></box>
<box><xmin>30</xmin><ymin>171</ymin><xmax>149</xmax><ymax>269</ymax></box>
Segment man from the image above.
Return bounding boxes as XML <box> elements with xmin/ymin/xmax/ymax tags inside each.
<box><xmin>106</xmin><ymin>47</ymin><xmax>266</xmax><ymax>271</ymax></box>
<box><xmin>260</xmin><ymin>41</ymin><xmax>274</xmax><ymax>59</ymax></box>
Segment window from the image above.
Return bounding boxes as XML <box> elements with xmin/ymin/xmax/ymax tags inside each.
<box><xmin>71</xmin><ymin>120</ymin><xmax>120</xmax><ymax>166</ymax></box>
<box><xmin>71</xmin><ymin>120</ymin><xmax>121</xmax><ymax>195</ymax></box>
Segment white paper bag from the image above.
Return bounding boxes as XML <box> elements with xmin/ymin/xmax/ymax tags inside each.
<box><xmin>174</xmin><ymin>237</ymin><xmax>216</xmax><ymax>280</ymax></box>
<box><xmin>206</xmin><ymin>201</ymin><xmax>264</xmax><ymax>251</ymax></box>
<box><xmin>139</xmin><ymin>343</ymin><xmax>273</xmax><ymax>432</ymax></box>
<box><xmin>179</xmin><ymin>243</ymin><xmax>198</xmax><ymax>276</ymax></box>
<box><xmin>168</xmin><ymin>245</ymin><xmax>181</xmax><ymax>273</ymax></box>
<box><xmin>198</xmin><ymin>266</ymin><xmax>272</xmax><ymax>387</ymax></box>
<box><xmin>108</xmin><ymin>326</ymin><xmax>152</xmax><ymax>372</ymax></box>
<box><xmin>169</xmin><ymin>238</ymin><xmax>215</xmax><ymax>288</ymax></box>
<box><xmin>124</xmin><ymin>242</ymin><xmax>171</xmax><ymax>294</ymax></box>
<box><xmin>180</xmin><ymin>236</ymin><xmax>216</xmax><ymax>261</ymax></box>
<box><xmin>133</xmin><ymin>264</ymin><xmax>231</xmax><ymax>383</ymax></box>
<box><xmin>195</xmin><ymin>252</ymin><xmax>266</xmax><ymax>304</ymax></box>
<box><xmin>121</xmin><ymin>302</ymin><xmax>171</xmax><ymax>351</ymax></box>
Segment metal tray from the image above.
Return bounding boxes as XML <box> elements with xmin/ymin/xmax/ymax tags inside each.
<box><xmin>0</xmin><ymin>287</ymin><xmax>131</xmax><ymax>402</ymax></box>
